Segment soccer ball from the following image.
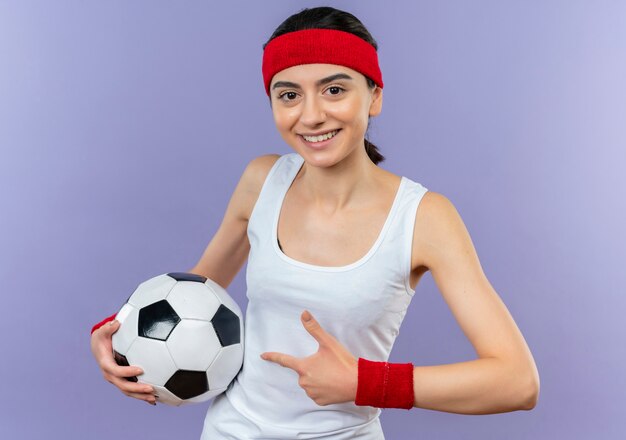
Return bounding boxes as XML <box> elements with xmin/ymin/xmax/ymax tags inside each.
<box><xmin>111</xmin><ymin>272</ymin><xmax>244</xmax><ymax>406</ymax></box>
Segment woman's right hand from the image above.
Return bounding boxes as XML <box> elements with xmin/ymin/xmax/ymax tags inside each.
<box><xmin>91</xmin><ymin>319</ymin><xmax>157</xmax><ymax>405</ymax></box>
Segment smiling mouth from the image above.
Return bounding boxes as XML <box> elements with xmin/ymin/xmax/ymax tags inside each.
<box><xmin>300</xmin><ymin>129</ymin><xmax>341</xmax><ymax>143</ymax></box>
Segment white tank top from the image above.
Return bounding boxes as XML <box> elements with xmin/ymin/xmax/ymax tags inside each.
<box><xmin>201</xmin><ymin>153</ymin><xmax>429</xmax><ymax>439</ymax></box>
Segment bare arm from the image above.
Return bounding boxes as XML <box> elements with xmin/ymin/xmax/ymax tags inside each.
<box><xmin>410</xmin><ymin>192</ymin><xmax>540</xmax><ymax>414</ymax></box>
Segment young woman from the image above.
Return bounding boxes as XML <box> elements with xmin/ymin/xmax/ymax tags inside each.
<box><xmin>90</xmin><ymin>6</ymin><xmax>540</xmax><ymax>439</ymax></box>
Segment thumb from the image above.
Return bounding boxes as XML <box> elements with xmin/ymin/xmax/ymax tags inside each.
<box><xmin>105</xmin><ymin>319</ymin><xmax>120</xmax><ymax>333</ymax></box>
<box><xmin>301</xmin><ymin>310</ymin><xmax>331</xmax><ymax>346</ymax></box>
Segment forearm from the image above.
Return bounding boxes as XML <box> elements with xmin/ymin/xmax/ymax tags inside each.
<box><xmin>412</xmin><ymin>357</ymin><xmax>537</xmax><ymax>414</ymax></box>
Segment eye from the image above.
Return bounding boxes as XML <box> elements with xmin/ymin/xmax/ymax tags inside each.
<box><xmin>277</xmin><ymin>91</ymin><xmax>299</xmax><ymax>102</ymax></box>
<box><xmin>326</xmin><ymin>86</ymin><xmax>345</xmax><ymax>96</ymax></box>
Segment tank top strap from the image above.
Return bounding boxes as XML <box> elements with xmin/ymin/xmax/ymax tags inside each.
<box><xmin>377</xmin><ymin>177</ymin><xmax>429</xmax><ymax>296</ymax></box>
<box><xmin>247</xmin><ymin>153</ymin><xmax>304</xmax><ymax>247</ymax></box>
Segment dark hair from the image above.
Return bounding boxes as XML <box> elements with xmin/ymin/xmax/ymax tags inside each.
<box><xmin>263</xmin><ymin>6</ymin><xmax>385</xmax><ymax>165</ymax></box>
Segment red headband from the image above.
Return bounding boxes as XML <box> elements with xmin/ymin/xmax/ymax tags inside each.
<box><xmin>262</xmin><ymin>28</ymin><xmax>384</xmax><ymax>96</ymax></box>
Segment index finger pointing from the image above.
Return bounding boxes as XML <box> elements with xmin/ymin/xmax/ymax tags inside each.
<box><xmin>261</xmin><ymin>352</ymin><xmax>300</xmax><ymax>372</ymax></box>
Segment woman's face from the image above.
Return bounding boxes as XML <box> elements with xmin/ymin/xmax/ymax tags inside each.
<box><xmin>269</xmin><ymin>63</ymin><xmax>382</xmax><ymax>167</ymax></box>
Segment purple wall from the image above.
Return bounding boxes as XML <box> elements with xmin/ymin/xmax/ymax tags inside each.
<box><xmin>1</xmin><ymin>1</ymin><xmax>624</xmax><ymax>438</ymax></box>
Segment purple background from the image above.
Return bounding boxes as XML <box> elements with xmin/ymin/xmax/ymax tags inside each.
<box><xmin>1</xmin><ymin>1</ymin><xmax>624</xmax><ymax>439</ymax></box>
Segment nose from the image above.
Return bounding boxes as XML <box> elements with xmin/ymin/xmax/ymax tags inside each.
<box><xmin>299</xmin><ymin>94</ymin><xmax>326</xmax><ymax>127</ymax></box>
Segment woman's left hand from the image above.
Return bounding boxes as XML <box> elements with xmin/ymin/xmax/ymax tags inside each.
<box><xmin>260</xmin><ymin>310</ymin><xmax>358</xmax><ymax>406</ymax></box>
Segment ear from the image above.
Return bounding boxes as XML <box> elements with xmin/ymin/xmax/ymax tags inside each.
<box><xmin>368</xmin><ymin>86</ymin><xmax>383</xmax><ymax>117</ymax></box>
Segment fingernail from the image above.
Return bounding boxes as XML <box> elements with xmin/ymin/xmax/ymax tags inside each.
<box><xmin>303</xmin><ymin>310</ymin><xmax>312</xmax><ymax>322</ymax></box>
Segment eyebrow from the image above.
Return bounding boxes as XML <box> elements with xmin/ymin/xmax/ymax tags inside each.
<box><xmin>271</xmin><ymin>73</ymin><xmax>354</xmax><ymax>91</ymax></box>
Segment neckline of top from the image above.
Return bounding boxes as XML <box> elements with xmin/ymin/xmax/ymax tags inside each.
<box><xmin>272</xmin><ymin>154</ymin><xmax>406</xmax><ymax>272</ymax></box>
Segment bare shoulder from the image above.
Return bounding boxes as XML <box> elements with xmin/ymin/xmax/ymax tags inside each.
<box><xmin>237</xmin><ymin>153</ymin><xmax>282</xmax><ymax>221</ymax></box>
<box><xmin>411</xmin><ymin>190</ymin><xmax>471</xmax><ymax>272</ymax></box>
<box><xmin>243</xmin><ymin>154</ymin><xmax>282</xmax><ymax>191</ymax></box>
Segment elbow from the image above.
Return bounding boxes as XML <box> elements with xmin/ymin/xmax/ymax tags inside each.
<box><xmin>521</xmin><ymin>385</ymin><xmax>539</xmax><ymax>410</ymax></box>
<box><xmin>519</xmin><ymin>372</ymin><xmax>540</xmax><ymax>410</ymax></box>
<box><xmin>505</xmin><ymin>357</ymin><xmax>540</xmax><ymax>411</ymax></box>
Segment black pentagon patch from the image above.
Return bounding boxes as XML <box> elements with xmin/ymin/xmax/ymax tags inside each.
<box><xmin>211</xmin><ymin>304</ymin><xmax>240</xmax><ymax>346</ymax></box>
<box><xmin>113</xmin><ymin>351</ymin><xmax>138</xmax><ymax>382</ymax></box>
<box><xmin>167</xmin><ymin>272</ymin><xmax>207</xmax><ymax>283</ymax></box>
<box><xmin>138</xmin><ymin>299</ymin><xmax>180</xmax><ymax>341</ymax></box>
<box><xmin>165</xmin><ymin>370</ymin><xmax>209</xmax><ymax>399</ymax></box>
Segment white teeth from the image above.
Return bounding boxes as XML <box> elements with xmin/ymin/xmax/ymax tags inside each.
<box><xmin>302</xmin><ymin>130</ymin><xmax>338</xmax><ymax>143</ymax></box>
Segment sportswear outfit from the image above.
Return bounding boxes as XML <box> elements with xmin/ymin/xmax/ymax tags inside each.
<box><xmin>201</xmin><ymin>153</ymin><xmax>428</xmax><ymax>439</ymax></box>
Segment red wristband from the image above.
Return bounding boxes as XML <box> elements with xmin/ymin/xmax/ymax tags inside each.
<box><xmin>354</xmin><ymin>357</ymin><xmax>414</xmax><ymax>409</ymax></box>
<box><xmin>90</xmin><ymin>312</ymin><xmax>117</xmax><ymax>335</ymax></box>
